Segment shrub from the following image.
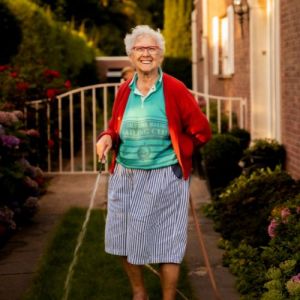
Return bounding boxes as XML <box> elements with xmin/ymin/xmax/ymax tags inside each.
<box><xmin>0</xmin><ymin>110</ymin><xmax>46</xmax><ymax>243</ymax></box>
<box><xmin>228</xmin><ymin>127</ymin><xmax>251</xmax><ymax>151</ymax></box>
<box><xmin>214</xmin><ymin>167</ymin><xmax>300</xmax><ymax>247</ymax></box>
<box><xmin>202</xmin><ymin>134</ymin><xmax>243</xmax><ymax>195</ymax></box>
<box><xmin>0</xmin><ymin>64</ymin><xmax>72</xmax><ymax>108</ymax></box>
<box><xmin>222</xmin><ymin>240</ymin><xmax>267</xmax><ymax>298</ymax></box>
<box><xmin>0</xmin><ymin>0</ymin><xmax>99</xmax><ymax>107</ymax></box>
<box><xmin>241</xmin><ymin>139</ymin><xmax>286</xmax><ymax>175</ymax></box>
<box><xmin>221</xmin><ymin>194</ymin><xmax>300</xmax><ymax>299</ymax></box>
<box><xmin>262</xmin><ymin>195</ymin><xmax>300</xmax><ymax>266</ymax></box>
<box><xmin>0</xmin><ymin>1</ymin><xmax>22</xmax><ymax>64</ymax></box>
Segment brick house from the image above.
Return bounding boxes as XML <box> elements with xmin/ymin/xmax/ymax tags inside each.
<box><xmin>193</xmin><ymin>0</ymin><xmax>300</xmax><ymax>179</ymax></box>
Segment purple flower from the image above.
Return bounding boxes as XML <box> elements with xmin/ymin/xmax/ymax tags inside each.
<box><xmin>291</xmin><ymin>273</ymin><xmax>300</xmax><ymax>283</ymax></box>
<box><xmin>0</xmin><ymin>135</ymin><xmax>20</xmax><ymax>148</ymax></box>
<box><xmin>268</xmin><ymin>219</ymin><xmax>278</xmax><ymax>238</ymax></box>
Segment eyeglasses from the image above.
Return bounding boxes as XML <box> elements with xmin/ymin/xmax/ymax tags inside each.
<box><xmin>132</xmin><ymin>46</ymin><xmax>160</xmax><ymax>55</ymax></box>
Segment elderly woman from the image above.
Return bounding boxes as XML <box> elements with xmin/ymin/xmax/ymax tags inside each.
<box><xmin>96</xmin><ymin>25</ymin><xmax>211</xmax><ymax>300</ymax></box>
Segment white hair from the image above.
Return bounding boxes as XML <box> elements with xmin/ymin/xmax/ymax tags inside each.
<box><xmin>124</xmin><ymin>25</ymin><xmax>165</xmax><ymax>55</ymax></box>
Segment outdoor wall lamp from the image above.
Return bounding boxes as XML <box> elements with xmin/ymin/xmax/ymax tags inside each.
<box><xmin>232</xmin><ymin>0</ymin><xmax>249</xmax><ymax>37</ymax></box>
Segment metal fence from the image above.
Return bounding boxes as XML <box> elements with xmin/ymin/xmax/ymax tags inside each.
<box><xmin>24</xmin><ymin>83</ymin><xmax>246</xmax><ymax>174</ymax></box>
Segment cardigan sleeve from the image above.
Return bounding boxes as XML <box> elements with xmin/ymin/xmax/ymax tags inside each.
<box><xmin>96</xmin><ymin>82</ymin><xmax>128</xmax><ymax>147</ymax></box>
<box><xmin>177</xmin><ymin>84</ymin><xmax>212</xmax><ymax>148</ymax></box>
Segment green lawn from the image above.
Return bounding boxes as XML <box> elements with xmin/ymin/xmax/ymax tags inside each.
<box><xmin>22</xmin><ymin>208</ymin><xmax>195</xmax><ymax>300</ymax></box>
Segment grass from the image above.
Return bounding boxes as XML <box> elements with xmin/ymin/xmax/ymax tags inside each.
<box><xmin>22</xmin><ymin>207</ymin><xmax>195</xmax><ymax>300</ymax></box>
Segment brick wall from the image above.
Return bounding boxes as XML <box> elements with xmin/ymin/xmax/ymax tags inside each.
<box><xmin>197</xmin><ymin>0</ymin><xmax>251</xmax><ymax>129</ymax></box>
<box><xmin>196</xmin><ymin>0</ymin><xmax>300</xmax><ymax>179</ymax></box>
<box><xmin>281</xmin><ymin>0</ymin><xmax>300</xmax><ymax>179</ymax></box>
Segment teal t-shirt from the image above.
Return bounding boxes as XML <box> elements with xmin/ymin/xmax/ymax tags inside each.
<box><xmin>117</xmin><ymin>71</ymin><xmax>178</xmax><ymax>169</ymax></box>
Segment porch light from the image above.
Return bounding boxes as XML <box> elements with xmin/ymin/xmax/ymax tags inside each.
<box><xmin>232</xmin><ymin>0</ymin><xmax>249</xmax><ymax>37</ymax></box>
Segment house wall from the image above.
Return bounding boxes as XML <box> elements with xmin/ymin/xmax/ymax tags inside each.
<box><xmin>196</xmin><ymin>0</ymin><xmax>251</xmax><ymax>129</ymax></box>
<box><xmin>95</xmin><ymin>56</ymin><xmax>131</xmax><ymax>82</ymax></box>
<box><xmin>195</xmin><ymin>0</ymin><xmax>204</xmax><ymax>93</ymax></box>
<box><xmin>280</xmin><ymin>0</ymin><xmax>300</xmax><ymax>179</ymax></box>
<box><xmin>196</xmin><ymin>0</ymin><xmax>300</xmax><ymax>179</ymax></box>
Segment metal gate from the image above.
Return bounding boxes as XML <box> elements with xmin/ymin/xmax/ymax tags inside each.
<box><xmin>24</xmin><ymin>83</ymin><xmax>246</xmax><ymax>174</ymax></box>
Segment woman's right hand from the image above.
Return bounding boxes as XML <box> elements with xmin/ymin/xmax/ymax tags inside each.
<box><xmin>96</xmin><ymin>135</ymin><xmax>112</xmax><ymax>163</ymax></box>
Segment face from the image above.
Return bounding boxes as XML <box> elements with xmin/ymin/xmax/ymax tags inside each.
<box><xmin>129</xmin><ymin>35</ymin><xmax>163</xmax><ymax>76</ymax></box>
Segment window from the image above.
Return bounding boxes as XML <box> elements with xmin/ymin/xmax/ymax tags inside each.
<box><xmin>211</xmin><ymin>6</ymin><xmax>235</xmax><ymax>77</ymax></box>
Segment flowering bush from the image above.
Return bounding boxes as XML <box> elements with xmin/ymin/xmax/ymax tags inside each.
<box><xmin>0</xmin><ymin>64</ymin><xmax>71</xmax><ymax>108</ymax></box>
<box><xmin>220</xmin><ymin>192</ymin><xmax>300</xmax><ymax>299</ymax></box>
<box><xmin>211</xmin><ymin>167</ymin><xmax>300</xmax><ymax>247</ymax></box>
<box><xmin>0</xmin><ymin>110</ymin><xmax>46</xmax><ymax>243</ymax></box>
<box><xmin>0</xmin><ymin>206</ymin><xmax>16</xmax><ymax>230</ymax></box>
<box><xmin>262</xmin><ymin>260</ymin><xmax>300</xmax><ymax>300</ymax></box>
<box><xmin>286</xmin><ymin>273</ymin><xmax>300</xmax><ymax>297</ymax></box>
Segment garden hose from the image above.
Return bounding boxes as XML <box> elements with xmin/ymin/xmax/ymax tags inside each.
<box><xmin>62</xmin><ymin>164</ymin><xmax>104</xmax><ymax>300</ymax></box>
<box><xmin>189</xmin><ymin>194</ymin><xmax>222</xmax><ymax>300</ymax></box>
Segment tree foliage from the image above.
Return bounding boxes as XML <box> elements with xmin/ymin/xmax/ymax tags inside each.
<box><xmin>163</xmin><ymin>0</ymin><xmax>192</xmax><ymax>58</ymax></box>
<box><xmin>31</xmin><ymin>0</ymin><xmax>163</xmax><ymax>55</ymax></box>
<box><xmin>0</xmin><ymin>1</ymin><xmax>22</xmax><ymax>64</ymax></box>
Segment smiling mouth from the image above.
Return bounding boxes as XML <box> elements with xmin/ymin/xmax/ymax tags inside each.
<box><xmin>140</xmin><ymin>60</ymin><xmax>152</xmax><ymax>64</ymax></box>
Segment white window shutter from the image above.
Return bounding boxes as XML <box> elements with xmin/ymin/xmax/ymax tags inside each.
<box><xmin>227</xmin><ymin>5</ymin><xmax>235</xmax><ymax>75</ymax></box>
<box><xmin>212</xmin><ymin>16</ymin><xmax>219</xmax><ymax>75</ymax></box>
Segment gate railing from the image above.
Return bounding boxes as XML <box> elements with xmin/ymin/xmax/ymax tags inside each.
<box><xmin>24</xmin><ymin>83</ymin><xmax>246</xmax><ymax>174</ymax></box>
<box><xmin>189</xmin><ymin>90</ymin><xmax>247</xmax><ymax>133</ymax></box>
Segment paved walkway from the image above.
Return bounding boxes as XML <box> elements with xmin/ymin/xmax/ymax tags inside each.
<box><xmin>0</xmin><ymin>174</ymin><xmax>239</xmax><ymax>300</ymax></box>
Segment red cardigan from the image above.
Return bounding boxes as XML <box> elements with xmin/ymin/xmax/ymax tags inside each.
<box><xmin>98</xmin><ymin>73</ymin><xmax>211</xmax><ymax>179</ymax></box>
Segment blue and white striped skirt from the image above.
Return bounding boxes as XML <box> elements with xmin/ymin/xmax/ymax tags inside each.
<box><xmin>105</xmin><ymin>163</ymin><xmax>190</xmax><ymax>265</ymax></box>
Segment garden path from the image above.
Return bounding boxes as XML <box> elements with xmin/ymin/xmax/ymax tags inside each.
<box><xmin>0</xmin><ymin>174</ymin><xmax>239</xmax><ymax>300</ymax></box>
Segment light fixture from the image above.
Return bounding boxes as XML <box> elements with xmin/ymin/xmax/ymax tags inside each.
<box><xmin>232</xmin><ymin>0</ymin><xmax>249</xmax><ymax>37</ymax></box>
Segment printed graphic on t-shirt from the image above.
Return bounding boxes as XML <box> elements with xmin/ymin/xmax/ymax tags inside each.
<box><xmin>120</xmin><ymin>118</ymin><xmax>170</xmax><ymax>161</ymax></box>
<box><xmin>121</xmin><ymin>119</ymin><xmax>169</xmax><ymax>140</ymax></box>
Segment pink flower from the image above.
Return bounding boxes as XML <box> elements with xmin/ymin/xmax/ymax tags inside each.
<box><xmin>26</xmin><ymin>129</ymin><xmax>40</xmax><ymax>137</ymax></box>
<box><xmin>267</xmin><ymin>219</ymin><xmax>278</xmax><ymax>238</ymax></box>
<box><xmin>64</xmin><ymin>80</ymin><xmax>71</xmax><ymax>89</ymax></box>
<box><xmin>291</xmin><ymin>273</ymin><xmax>300</xmax><ymax>283</ymax></box>
<box><xmin>13</xmin><ymin>110</ymin><xmax>24</xmax><ymax>120</ymax></box>
<box><xmin>0</xmin><ymin>111</ymin><xmax>18</xmax><ymax>126</ymax></box>
<box><xmin>281</xmin><ymin>207</ymin><xmax>291</xmax><ymax>223</ymax></box>
<box><xmin>296</xmin><ymin>206</ymin><xmax>300</xmax><ymax>214</ymax></box>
